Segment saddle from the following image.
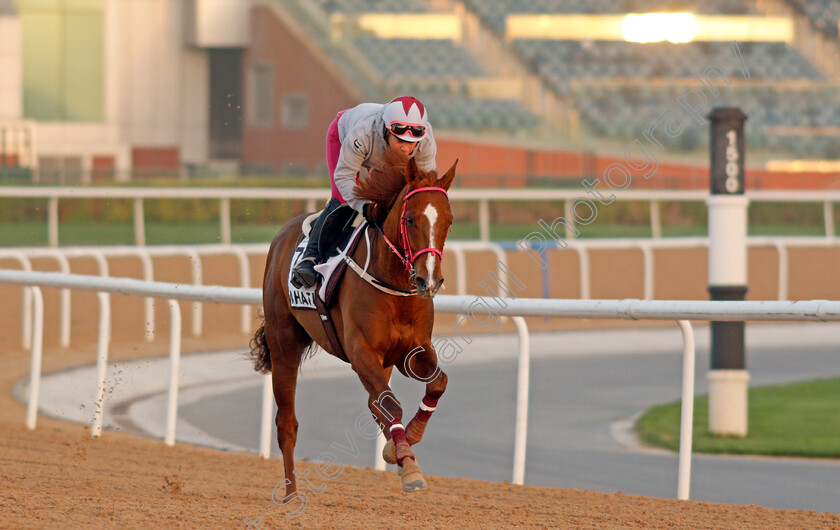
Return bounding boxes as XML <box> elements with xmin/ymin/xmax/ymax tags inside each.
<box><xmin>288</xmin><ymin>206</ymin><xmax>366</xmax><ymax>364</ymax></box>
<box><xmin>288</xmin><ymin>206</ymin><xmax>365</xmax><ymax>309</ymax></box>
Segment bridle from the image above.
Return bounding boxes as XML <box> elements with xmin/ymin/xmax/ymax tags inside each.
<box><xmin>373</xmin><ymin>186</ymin><xmax>449</xmax><ymax>280</ymax></box>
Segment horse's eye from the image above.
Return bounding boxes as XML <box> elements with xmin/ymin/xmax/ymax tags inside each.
<box><xmin>406</xmin><ymin>217</ymin><xmax>416</xmax><ymax>226</ymax></box>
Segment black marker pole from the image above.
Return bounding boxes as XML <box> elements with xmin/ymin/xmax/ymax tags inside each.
<box><xmin>706</xmin><ymin>108</ymin><xmax>749</xmax><ymax>437</ymax></box>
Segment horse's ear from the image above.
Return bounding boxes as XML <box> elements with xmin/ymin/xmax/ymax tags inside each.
<box><xmin>436</xmin><ymin>159</ymin><xmax>458</xmax><ymax>191</ymax></box>
<box><xmin>404</xmin><ymin>156</ymin><xmax>423</xmax><ymax>187</ymax></box>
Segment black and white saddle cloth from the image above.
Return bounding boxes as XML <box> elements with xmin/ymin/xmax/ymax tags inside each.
<box><xmin>288</xmin><ymin>213</ymin><xmax>367</xmax><ymax>309</ymax></box>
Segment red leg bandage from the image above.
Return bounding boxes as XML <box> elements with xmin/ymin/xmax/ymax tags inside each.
<box><xmin>406</xmin><ymin>396</ymin><xmax>438</xmax><ymax>445</ymax></box>
<box><xmin>389</xmin><ymin>419</ymin><xmax>414</xmax><ymax>465</ymax></box>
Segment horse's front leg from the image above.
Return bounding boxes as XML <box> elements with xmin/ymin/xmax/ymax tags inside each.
<box><xmin>383</xmin><ymin>343</ymin><xmax>447</xmax><ymax>464</ymax></box>
<box><xmin>352</xmin><ymin>348</ymin><xmax>428</xmax><ymax>492</ymax></box>
<box><xmin>403</xmin><ymin>343</ymin><xmax>447</xmax><ymax>444</ymax></box>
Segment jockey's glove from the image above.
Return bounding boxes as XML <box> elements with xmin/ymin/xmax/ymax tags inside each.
<box><xmin>363</xmin><ymin>202</ymin><xmax>379</xmax><ymax>225</ymax></box>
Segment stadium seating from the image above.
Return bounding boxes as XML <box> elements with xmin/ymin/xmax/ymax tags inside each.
<box><xmin>351</xmin><ymin>37</ymin><xmax>487</xmax><ymax>77</ymax></box>
<box><xmin>787</xmin><ymin>0</ymin><xmax>840</xmax><ymax>37</ymax></box>
<box><xmin>305</xmin><ymin>0</ymin><xmax>837</xmax><ymax>155</ymax></box>
<box><xmin>419</xmin><ymin>96</ymin><xmax>540</xmax><ymax>130</ymax></box>
<box><xmin>573</xmin><ymin>83</ymin><xmax>840</xmax><ymax>156</ymax></box>
<box><xmin>514</xmin><ymin>40</ymin><xmax>822</xmax><ymax>96</ymax></box>
<box><xmin>340</xmin><ymin>36</ymin><xmax>539</xmax><ymax>132</ymax></box>
<box><xmin>311</xmin><ymin>0</ymin><xmax>427</xmax><ymax>13</ymax></box>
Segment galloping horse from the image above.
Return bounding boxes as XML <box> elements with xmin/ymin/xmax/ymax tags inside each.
<box><xmin>250</xmin><ymin>155</ymin><xmax>457</xmax><ymax>495</ymax></box>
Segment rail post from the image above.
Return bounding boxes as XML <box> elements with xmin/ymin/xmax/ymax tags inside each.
<box><xmin>824</xmin><ymin>201</ymin><xmax>834</xmax><ymax>238</ymax></box>
<box><xmin>220</xmin><ymin>198</ymin><xmax>232</xmax><ymax>245</ymax></box>
<box><xmin>511</xmin><ymin>316</ymin><xmax>530</xmax><ymax>485</ymax></box>
<box><xmin>676</xmin><ymin>319</ymin><xmax>695</xmax><ymax>500</ymax></box>
<box><xmin>48</xmin><ymin>196</ymin><xmax>59</xmax><ymax>247</ymax></box>
<box><xmin>133</xmin><ymin>198</ymin><xmax>146</xmax><ymax>246</ymax></box>
<box><xmin>25</xmin><ymin>287</ymin><xmax>44</xmax><ymax>430</ymax></box>
<box><xmin>259</xmin><ymin>373</ymin><xmax>274</xmax><ymax>458</ymax></box>
<box><xmin>478</xmin><ymin>199</ymin><xmax>490</xmax><ymax>242</ymax></box>
<box><xmin>164</xmin><ymin>299</ymin><xmax>182</xmax><ymax>446</ymax></box>
<box><xmin>91</xmin><ymin>292</ymin><xmax>111</xmax><ymax>437</ymax></box>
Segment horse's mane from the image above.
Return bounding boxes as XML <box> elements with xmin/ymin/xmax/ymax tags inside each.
<box><xmin>354</xmin><ymin>149</ymin><xmax>438</xmax><ymax>211</ymax></box>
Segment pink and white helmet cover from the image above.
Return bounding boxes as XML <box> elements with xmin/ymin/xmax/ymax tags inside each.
<box><xmin>383</xmin><ymin>96</ymin><xmax>429</xmax><ymax>142</ymax></box>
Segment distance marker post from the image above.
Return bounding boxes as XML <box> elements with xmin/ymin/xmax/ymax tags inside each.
<box><xmin>706</xmin><ymin>107</ymin><xmax>749</xmax><ymax>437</ymax></box>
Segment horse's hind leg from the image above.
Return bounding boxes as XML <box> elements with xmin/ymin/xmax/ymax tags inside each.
<box><xmin>383</xmin><ymin>343</ymin><xmax>447</xmax><ymax>464</ymax></box>
<box><xmin>265</xmin><ymin>313</ymin><xmax>312</xmax><ymax>497</ymax></box>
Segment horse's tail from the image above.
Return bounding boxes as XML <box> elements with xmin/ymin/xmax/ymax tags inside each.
<box><xmin>249</xmin><ymin>323</ymin><xmax>272</xmax><ymax>374</ymax></box>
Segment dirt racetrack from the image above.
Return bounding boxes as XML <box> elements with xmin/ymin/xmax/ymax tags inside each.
<box><xmin>4</xmin><ymin>337</ymin><xmax>840</xmax><ymax>528</ymax></box>
<box><xmin>2</xmin><ymin>250</ymin><xmax>840</xmax><ymax>527</ymax></box>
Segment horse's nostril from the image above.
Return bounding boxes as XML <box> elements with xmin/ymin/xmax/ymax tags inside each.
<box><xmin>415</xmin><ymin>277</ymin><xmax>428</xmax><ymax>291</ymax></box>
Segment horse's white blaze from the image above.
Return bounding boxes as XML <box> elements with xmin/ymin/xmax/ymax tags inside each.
<box><xmin>423</xmin><ymin>203</ymin><xmax>439</xmax><ymax>282</ymax></box>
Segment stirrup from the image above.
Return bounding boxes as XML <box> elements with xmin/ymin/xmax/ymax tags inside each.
<box><xmin>291</xmin><ymin>258</ymin><xmax>317</xmax><ymax>289</ymax></box>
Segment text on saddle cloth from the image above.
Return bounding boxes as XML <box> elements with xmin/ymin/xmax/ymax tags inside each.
<box><xmin>287</xmin><ymin>220</ymin><xmax>367</xmax><ymax>310</ymax></box>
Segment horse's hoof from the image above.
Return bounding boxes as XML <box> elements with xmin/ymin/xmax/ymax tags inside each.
<box><xmin>402</xmin><ymin>475</ymin><xmax>427</xmax><ymax>492</ymax></box>
<box><xmin>382</xmin><ymin>439</ymin><xmax>397</xmax><ymax>465</ymax></box>
<box><xmin>400</xmin><ymin>458</ymin><xmax>427</xmax><ymax>492</ymax></box>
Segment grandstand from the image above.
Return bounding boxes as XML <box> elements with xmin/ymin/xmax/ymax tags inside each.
<box><xmin>573</xmin><ymin>82</ymin><xmax>840</xmax><ymax>155</ymax></box>
<box><xmin>788</xmin><ymin>0</ymin><xmax>840</xmax><ymax>36</ymax></box>
<box><xmin>3</xmin><ymin>0</ymin><xmax>840</xmax><ymax>180</ymax></box>
<box><xmin>514</xmin><ymin>41</ymin><xmax>823</xmax><ymax>93</ymax></box>
<box><xmin>280</xmin><ymin>0</ymin><xmax>840</xmax><ymax>161</ymax></box>
<box><xmin>350</xmin><ymin>37</ymin><xmax>487</xmax><ymax>77</ymax></box>
<box><xmin>306</xmin><ymin>1</ymin><xmax>545</xmax><ymax>133</ymax></box>
<box><xmin>312</xmin><ymin>0</ymin><xmax>429</xmax><ymax>13</ymax></box>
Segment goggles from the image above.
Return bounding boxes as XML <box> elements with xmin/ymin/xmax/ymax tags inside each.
<box><xmin>389</xmin><ymin>123</ymin><xmax>426</xmax><ymax>138</ymax></box>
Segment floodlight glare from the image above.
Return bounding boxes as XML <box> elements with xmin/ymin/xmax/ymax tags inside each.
<box><xmin>621</xmin><ymin>13</ymin><xmax>697</xmax><ymax>43</ymax></box>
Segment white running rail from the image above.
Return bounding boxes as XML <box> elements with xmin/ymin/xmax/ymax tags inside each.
<box><xmin>0</xmin><ymin>241</ymin><xmax>511</xmax><ymax>347</ymax></box>
<box><xmin>0</xmin><ymin>245</ymin><xmax>255</xmax><ymax>346</ymax></box>
<box><xmin>3</xmin><ymin>269</ymin><xmax>840</xmax><ymax>500</ymax></box>
<box><xmin>554</xmin><ymin>236</ymin><xmax>840</xmax><ymax>302</ymax></box>
<box><xmin>4</xmin><ymin>237</ymin><xmax>837</xmax><ymax>349</ymax></box>
<box><xmin>2</xmin><ymin>186</ymin><xmax>838</xmax><ymax>244</ymax></box>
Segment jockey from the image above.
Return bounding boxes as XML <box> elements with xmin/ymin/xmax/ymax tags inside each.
<box><xmin>290</xmin><ymin>95</ymin><xmax>437</xmax><ymax>289</ymax></box>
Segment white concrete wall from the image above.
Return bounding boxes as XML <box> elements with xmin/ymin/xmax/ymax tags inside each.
<box><xmin>31</xmin><ymin>123</ymin><xmax>122</xmax><ymax>158</ymax></box>
<box><xmin>179</xmin><ymin>48</ymin><xmax>209</xmax><ymax>165</ymax></box>
<box><xmin>0</xmin><ymin>15</ymin><xmax>22</xmax><ymax>120</ymax></box>
<box><xmin>25</xmin><ymin>1</ymin><xmax>129</xmax><ymax>180</ymax></box>
<box><xmin>117</xmin><ymin>0</ymin><xmax>207</xmax><ymax>148</ymax></box>
<box><xmin>16</xmin><ymin>0</ymin><xmax>215</xmax><ymax>175</ymax></box>
<box><xmin>43</xmin><ymin>0</ymin><xmax>204</xmax><ymax>172</ymax></box>
<box><xmin>193</xmin><ymin>0</ymin><xmax>251</xmax><ymax>47</ymax></box>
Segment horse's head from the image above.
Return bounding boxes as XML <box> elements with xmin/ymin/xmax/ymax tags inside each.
<box><xmin>355</xmin><ymin>153</ymin><xmax>457</xmax><ymax>298</ymax></box>
<box><xmin>397</xmin><ymin>157</ymin><xmax>457</xmax><ymax>298</ymax></box>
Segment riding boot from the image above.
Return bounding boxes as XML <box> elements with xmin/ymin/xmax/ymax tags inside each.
<box><xmin>291</xmin><ymin>198</ymin><xmax>342</xmax><ymax>289</ymax></box>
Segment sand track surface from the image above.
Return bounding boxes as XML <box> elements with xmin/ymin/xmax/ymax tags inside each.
<box><xmin>2</xmin><ymin>253</ymin><xmax>840</xmax><ymax>527</ymax></box>
<box><xmin>2</xmin><ymin>338</ymin><xmax>840</xmax><ymax>529</ymax></box>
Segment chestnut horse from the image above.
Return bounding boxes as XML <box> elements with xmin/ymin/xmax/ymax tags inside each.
<box><xmin>250</xmin><ymin>155</ymin><xmax>457</xmax><ymax>495</ymax></box>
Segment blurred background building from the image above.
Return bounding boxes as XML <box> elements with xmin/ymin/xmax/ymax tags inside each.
<box><xmin>1</xmin><ymin>0</ymin><xmax>839</xmax><ymax>187</ymax></box>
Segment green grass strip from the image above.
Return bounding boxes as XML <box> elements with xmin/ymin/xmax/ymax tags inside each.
<box><xmin>634</xmin><ymin>377</ymin><xmax>840</xmax><ymax>458</ymax></box>
<box><xmin>1</xmin><ymin>220</ymin><xmax>828</xmax><ymax>247</ymax></box>
<box><xmin>0</xmin><ymin>222</ymin><xmax>287</xmax><ymax>247</ymax></box>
